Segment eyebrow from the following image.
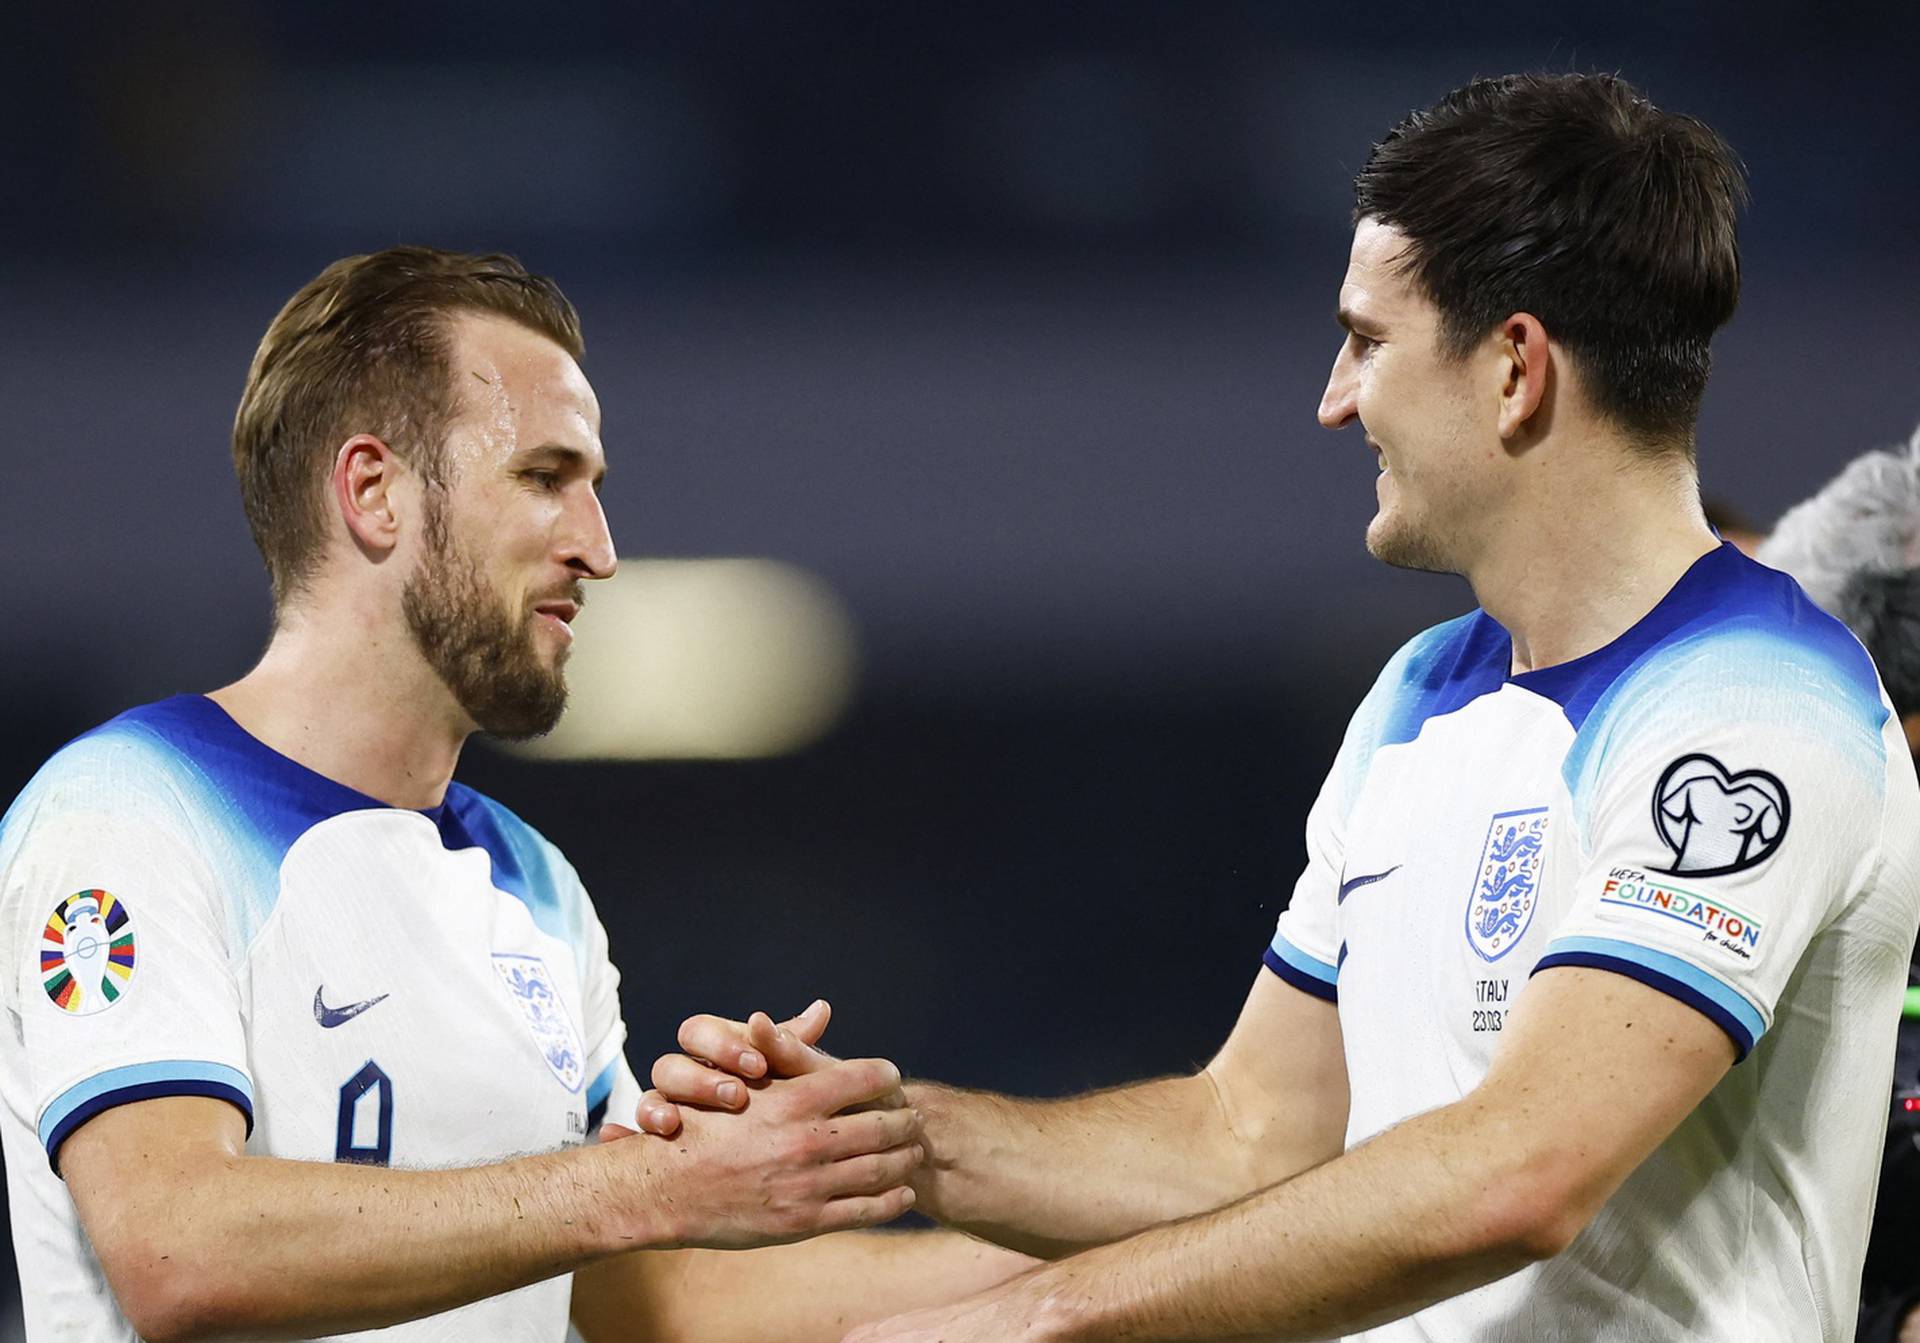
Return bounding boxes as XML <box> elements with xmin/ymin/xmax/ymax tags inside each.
<box><xmin>521</xmin><ymin>443</ymin><xmax>608</xmax><ymax>487</ymax></box>
<box><xmin>1335</xmin><ymin>306</ymin><xmax>1384</xmax><ymax>335</ymax></box>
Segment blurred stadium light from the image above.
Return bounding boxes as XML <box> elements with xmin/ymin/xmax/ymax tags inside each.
<box><xmin>509</xmin><ymin>558</ymin><xmax>859</xmax><ymax>761</ymax></box>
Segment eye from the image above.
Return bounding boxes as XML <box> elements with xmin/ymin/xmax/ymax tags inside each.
<box><xmin>1348</xmin><ymin>330</ymin><xmax>1379</xmax><ymax>354</ymax></box>
<box><xmin>521</xmin><ymin>469</ymin><xmax>562</xmax><ymax>491</ymax></box>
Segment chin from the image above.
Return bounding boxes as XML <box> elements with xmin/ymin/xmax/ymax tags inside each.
<box><xmin>1365</xmin><ymin>512</ymin><xmax>1454</xmax><ymax>575</ymax></box>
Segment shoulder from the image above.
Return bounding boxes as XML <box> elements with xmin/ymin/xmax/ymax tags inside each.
<box><xmin>1561</xmin><ymin>549</ymin><xmax>1892</xmax><ymax>817</ymax></box>
<box><xmin>1</xmin><ymin>698</ymin><xmax>219</xmax><ymax>848</ymax></box>
<box><xmin>441</xmin><ymin>784</ymin><xmax>594</xmax><ymax>947</ymax></box>
<box><xmin>1587</xmin><ymin>552</ymin><xmax>1884</xmax><ymax>757</ymax></box>
<box><xmin>1348</xmin><ymin>609</ymin><xmax>1509</xmax><ymax>755</ymax></box>
<box><xmin>1321</xmin><ymin>610</ymin><xmax>1506</xmax><ymax>818</ymax></box>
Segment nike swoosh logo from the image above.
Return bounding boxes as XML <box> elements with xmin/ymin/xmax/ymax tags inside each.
<box><xmin>314</xmin><ymin>986</ymin><xmax>390</xmax><ymax>1028</ymax></box>
<box><xmin>1338</xmin><ymin>865</ymin><xmax>1402</xmax><ymax>904</ymax></box>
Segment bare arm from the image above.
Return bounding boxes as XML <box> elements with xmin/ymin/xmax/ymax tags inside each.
<box><xmin>907</xmin><ymin>971</ymin><xmax>1347</xmax><ymax>1256</ymax></box>
<box><xmin>653</xmin><ymin>972</ymin><xmax>1348</xmax><ymax>1258</ymax></box>
<box><xmin>847</xmin><ymin>965</ymin><xmax>1736</xmax><ymax>1342</ymax></box>
<box><xmin>61</xmin><ymin>1055</ymin><xmax>919</xmax><ymax>1342</ymax></box>
<box><xmin>572</xmin><ymin>1230</ymin><xmax>1034</xmax><ymax>1343</ymax></box>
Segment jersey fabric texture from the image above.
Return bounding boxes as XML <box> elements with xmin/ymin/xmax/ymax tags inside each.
<box><xmin>0</xmin><ymin>694</ymin><xmax>643</xmax><ymax>1341</ymax></box>
<box><xmin>1265</xmin><ymin>543</ymin><xmax>1920</xmax><ymax>1342</ymax></box>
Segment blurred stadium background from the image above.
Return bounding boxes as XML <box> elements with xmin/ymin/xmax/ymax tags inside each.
<box><xmin>3</xmin><ymin>2</ymin><xmax>1918</xmax><ymax>1331</ymax></box>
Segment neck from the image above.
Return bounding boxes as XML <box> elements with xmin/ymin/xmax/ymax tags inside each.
<box><xmin>1467</xmin><ymin>452</ymin><xmax>1719</xmax><ymax>674</ymax></box>
<box><xmin>208</xmin><ymin>599</ymin><xmax>470</xmax><ymax>810</ymax></box>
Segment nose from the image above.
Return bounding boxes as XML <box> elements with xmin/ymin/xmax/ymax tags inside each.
<box><xmin>561</xmin><ymin>484</ymin><xmax>619</xmax><ymax>581</ymax></box>
<box><xmin>1318</xmin><ymin>343</ymin><xmax>1359</xmax><ymax>430</ymax></box>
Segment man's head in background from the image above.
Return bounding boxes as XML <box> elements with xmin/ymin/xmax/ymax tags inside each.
<box><xmin>1757</xmin><ymin>425</ymin><xmax>1920</xmax><ymax>755</ymax></box>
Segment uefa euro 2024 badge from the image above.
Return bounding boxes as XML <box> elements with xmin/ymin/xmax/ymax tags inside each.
<box><xmin>492</xmin><ymin>952</ymin><xmax>585</xmax><ymax>1093</ymax></box>
<box><xmin>1466</xmin><ymin>808</ymin><xmax>1550</xmax><ymax>962</ymax></box>
<box><xmin>41</xmin><ymin>889</ymin><xmax>138</xmax><ymax>1014</ymax></box>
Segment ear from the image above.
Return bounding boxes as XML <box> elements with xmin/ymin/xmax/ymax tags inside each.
<box><xmin>332</xmin><ymin>434</ymin><xmax>405</xmax><ymax>556</ymax></box>
<box><xmin>1495</xmin><ymin>312</ymin><xmax>1552</xmax><ymax>440</ymax></box>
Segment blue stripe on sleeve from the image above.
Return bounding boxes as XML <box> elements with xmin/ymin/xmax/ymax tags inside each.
<box><xmin>1533</xmin><ymin>935</ymin><xmax>1765</xmax><ymax>1061</ymax></box>
<box><xmin>1263</xmin><ymin>935</ymin><xmax>1339</xmax><ymax>1003</ymax></box>
<box><xmin>586</xmin><ymin>1058</ymin><xmax>617</xmax><ymax>1113</ymax></box>
<box><xmin>40</xmin><ymin>1061</ymin><xmax>254</xmax><ymax>1173</ymax></box>
<box><xmin>586</xmin><ymin>1058</ymin><xmax>619</xmax><ymax>1130</ymax></box>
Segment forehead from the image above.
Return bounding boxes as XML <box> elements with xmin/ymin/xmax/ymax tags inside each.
<box><xmin>1339</xmin><ymin>217</ymin><xmax>1424</xmax><ymax>322</ymax></box>
<box><xmin>444</xmin><ymin>310</ymin><xmax>602</xmax><ymax>461</ymax></box>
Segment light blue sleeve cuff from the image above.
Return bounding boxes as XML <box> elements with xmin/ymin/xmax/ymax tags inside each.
<box><xmin>1534</xmin><ymin>935</ymin><xmax>1767</xmax><ymax>1061</ymax></box>
<box><xmin>1263</xmin><ymin>933</ymin><xmax>1339</xmax><ymax>1003</ymax></box>
<box><xmin>39</xmin><ymin>1060</ymin><xmax>254</xmax><ymax>1173</ymax></box>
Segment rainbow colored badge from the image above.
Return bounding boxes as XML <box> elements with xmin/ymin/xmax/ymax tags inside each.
<box><xmin>41</xmin><ymin>889</ymin><xmax>137</xmax><ymax>1015</ymax></box>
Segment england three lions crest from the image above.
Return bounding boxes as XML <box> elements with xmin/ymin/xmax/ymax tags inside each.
<box><xmin>492</xmin><ymin>953</ymin><xmax>585</xmax><ymax>1093</ymax></box>
<box><xmin>1465</xmin><ymin>807</ymin><xmax>1549</xmax><ymax>962</ymax></box>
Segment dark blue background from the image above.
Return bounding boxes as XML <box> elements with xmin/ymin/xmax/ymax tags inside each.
<box><xmin>4</xmin><ymin>3</ymin><xmax>1917</xmax><ymax>1331</ymax></box>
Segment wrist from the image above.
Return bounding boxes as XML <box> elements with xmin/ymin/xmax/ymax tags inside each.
<box><xmin>577</xmin><ymin>1135</ymin><xmax>686</xmax><ymax>1253</ymax></box>
<box><xmin>1019</xmin><ymin>1267</ymin><xmax>1108</xmax><ymax>1343</ymax></box>
<box><xmin>902</xmin><ymin>1080</ymin><xmax>964</xmax><ymax>1220</ymax></box>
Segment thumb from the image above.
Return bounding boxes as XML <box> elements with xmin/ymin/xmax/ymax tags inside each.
<box><xmin>781</xmin><ymin>998</ymin><xmax>832</xmax><ymax>1047</ymax></box>
<box><xmin>750</xmin><ymin>1010</ymin><xmax>833</xmax><ymax>1075</ymax></box>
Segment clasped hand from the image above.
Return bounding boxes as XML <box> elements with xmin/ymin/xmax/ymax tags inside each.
<box><xmin>597</xmin><ymin>1000</ymin><xmax>921</xmax><ymax>1250</ymax></box>
<box><xmin>634</xmin><ymin>1000</ymin><xmax>907</xmax><ymax>1134</ymax></box>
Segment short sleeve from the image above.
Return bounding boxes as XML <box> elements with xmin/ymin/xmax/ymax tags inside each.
<box><xmin>0</xmin><ymin>740</ymin><xmax>253</xmax><ymax>1171</ymax></box>
<box><xmin>1536</xmin><ymin>639</ymin><xmax>1891</xmax><ymax>1061</ymax></box>
<box><xmin>1262</xmin><ymin>619</ymin><xmax>1502</xmax><ymax>1003</ymax></box>
<box><xmin>1264</xmin><ymin>763</ymin><xmax>1343</xmax><ymax>1002</ymax></box>
<box><xmin>574</xmin><ymin>894</ymin><xmax>641</xmax><ymax>1132</ymax></box>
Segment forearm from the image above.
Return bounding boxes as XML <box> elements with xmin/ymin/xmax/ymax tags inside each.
<box><xmin>1013</xmin><ymin>1100</ymin><xmax>1555</xmax><ymax>1342</ymax></box>
<box><xmin>85</xmin><ymin>1143</ymin><xmax>647</xmax><ymax>1339</ymax></box>
<box><xmin>910</xmin><ymin>1073</ymin><xmax>1283</xmax><ymax>1258</ymax></box>
<box><xmin>573</xmin><ymin>1230</ymin><xmax>1034</xmax><ymax>1343</ymax></box>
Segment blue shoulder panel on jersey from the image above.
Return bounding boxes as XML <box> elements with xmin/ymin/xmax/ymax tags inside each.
<box><xmin>1373</xmin><ymin>612</ymin><xmax>1511</xmax><ymax>751</ymax></box>
<box><xmin>1513</xmin><ymin>544</ymin><xmax>1882</xmax><ymax>732</ymax></box>
<box><xmin>442</xmin><ymin>787</ymin><xmax>590</xmax><ymax>970</ymax></box>
<box><xmin>1524</xmin><ymin>546</ymin><xmax>1890</xmax><ymax>820</ymax></box>
<box><xmin>52</xmin><ymin>698</ymin><xmax>592</xmax><ymax>960</ymax></box>
<box><xmin>98</xmin><ymin>695</ymin><xmax>395</xmax><ymax>858</ymax></box>
<box><xmin>1333</xmin><ymin>611</ymin><xmax>1508</xmax><ymax>818</ymax></box>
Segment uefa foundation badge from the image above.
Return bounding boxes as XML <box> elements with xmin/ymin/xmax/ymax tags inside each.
<box><xmin>41</xmin><ymin>889</ymin><xmax>137</xmax><ymax>1014</ymax></box>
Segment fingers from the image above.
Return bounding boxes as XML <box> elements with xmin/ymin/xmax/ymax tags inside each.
<box><xmin>814</xmin><ymin>1106</ymin><xmax>921</xmax><ymax>1161</ymax></box>
<box><xmin>815</xmin><ymin>1184</ymin><xmax>917</xmax><ymax>1235</ymax></box>
<box><xmin>786</xmin><ymin>1056</ymin><xmax>906</xmax><ymax>1117</ymax></box>
<box><xmin>820</xmin><ymin>1144</ymin><xmax>924</xmax><ymax>1198</ymax></box>
<box><xmin>633</xmin><ymin>1092</ymin><xmax>682</xmax><ymax>1135</ymax></box>
<box><xmin>781</xmin><ymin>998</ymin><xmax>831</xmax><ymax>1046</ymax></box>
<box><xmin>677</xmin><ymin>1014</ymin><xmax>768</xmax><ymax>1081</ymax></box>
<box><xmin>750</xmin><ymin>1010</ymin><xmax>837</xmax><ymax>1078</ymax></box>
<box><xmin>651</xmin><ymin>1053</ymin><xmax>750</xmax><ymax>1111</ymax></box>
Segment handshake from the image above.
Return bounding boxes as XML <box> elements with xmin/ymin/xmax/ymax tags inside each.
<box><xmin>595</xmin><ymin>1000</ymin><xmax>929</xmax><ymax>1251</ymax></box>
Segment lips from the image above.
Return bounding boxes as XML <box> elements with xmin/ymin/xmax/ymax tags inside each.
<box><xmin>533</xmin><ymin>600</ymin><xmax>579</xmax><ymax>624</ymax></box>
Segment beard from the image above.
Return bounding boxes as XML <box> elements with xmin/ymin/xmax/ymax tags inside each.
<box><xmin>402</xmin><ymin>493</ymin><xmax>575</xmax><ymax>740</ymax></box>
<box><xmin>1365</xmin><ymin>506</ymin><xmax>1457</xmax><ymax>574</ymax></box>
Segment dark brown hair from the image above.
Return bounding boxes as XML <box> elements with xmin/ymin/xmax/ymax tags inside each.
<box><xmin>1352</xmin><ymin>73</ymin><xmax>1747</xmax><ymax>450</ymax></box>
<box><xmin>232</xmin><ymin>246</ymin><xmax>584</xmax><ymax>607</ymax></box>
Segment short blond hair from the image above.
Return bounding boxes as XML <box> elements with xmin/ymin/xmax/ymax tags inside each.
<box><xmin>231</xmin><ymin>246</ymin><xmax>584</xmax><ymax>608</ymax></box>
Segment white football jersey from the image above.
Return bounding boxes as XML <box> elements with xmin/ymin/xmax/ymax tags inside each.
<box><xmin>1266</xmin><ymin>544</ymin><xmax>1920</xmax><ymax>1341</ymax></box>
<box><xmin>0</xmin><ymin>694</ymin><xmax>643</xmax><ymax>1340</ymax></box>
